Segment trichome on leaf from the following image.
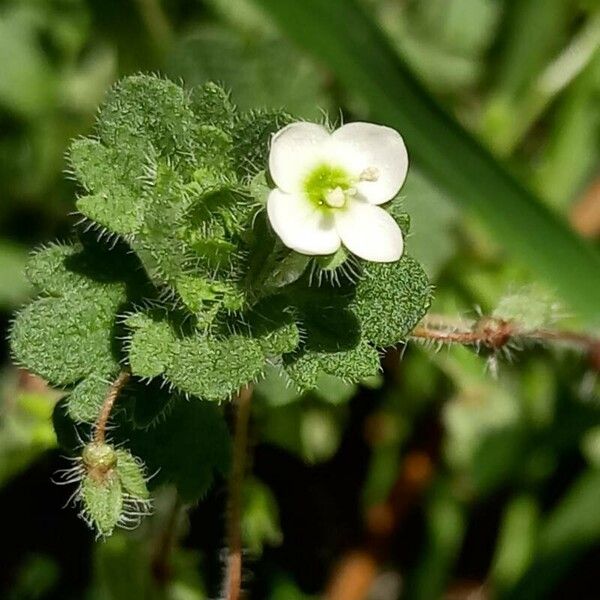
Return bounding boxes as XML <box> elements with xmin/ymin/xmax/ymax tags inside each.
<box><xmin>10</xmin><ymin>74</ymin><xmax>431</xmax><ymax>535</ymax></box>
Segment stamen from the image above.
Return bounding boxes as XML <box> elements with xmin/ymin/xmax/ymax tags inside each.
<box><xmin>360</xmin><ymin>167</ymin><xmax>380</xmax><ymax>182</ymax></box>
<box><xmin>325</xmin><ymin>186</ymin><xmax>346</xmax><ymax>208</ymax></box>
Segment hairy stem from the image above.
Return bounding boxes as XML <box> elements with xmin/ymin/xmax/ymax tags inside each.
<box><xmin>411</xmin><ymin>314</ymin><xmax>600</xmax><ymax>356</ymax></box>
<box><xmin>224</xmin><ymin>385</ymin><xmax>253</xmax><ymax>600</ymax></box>
<box><xmin>94</xmin><ymin>371</ymin><xmax>131</xmax><ymax>444</ymax></box>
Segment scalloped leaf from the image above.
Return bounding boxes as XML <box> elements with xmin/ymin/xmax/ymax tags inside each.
<box><xmin>127</xmin><ymin>314</ymin><xmax>265</xmax><ymax>401</ymax></box>
<box><xmin>350</xmin><ymin>255</ymin><xmax>432</xmax><ymax>348</ymax></box>
<box><xmin>283</xmin><ymin>290</ymin><xmax>380</xmax><ymax>389</ymax></box>
<box><xmin>97</xmin><ymin>75</ymin><xmax>199</xmax><ymax>174</ymax></box>
<box><xmin>70</xmin><ymin>139</ymin><xmax>147</xmax><ymax>236</ymax></box>
<box><xmin>11</xmin><ymin>288</ymin><xmax>124</xmax><ymax>386</ymax></box>
<box><xmin>11</xmin><ymin>241</ymin><xmax>144</xmax><ymax>387</ymax></box>
<box><xmin>285</xmin><ymin>341</ymin><xmax>380</xmax><ymax>390</ymax></box>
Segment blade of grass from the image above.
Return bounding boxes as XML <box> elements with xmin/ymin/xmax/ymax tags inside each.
<box><xmin>490</xmin><ymin>494</ymin><xmax>540</xmax><ymax>594</ymax></box>
<box><xmin>502</xmin><ymin>468</ymin><xmax>600</xmax><ymax>599</ymax></box>
<box><xmin>405</xmin><ymin>480</ymin><xmax>466</xmax><ymax>600</ymax></box>
<box><xmin>253</xmin><ymin>0</ymin><xmax>600</xmax><ymax>323</ymax></box>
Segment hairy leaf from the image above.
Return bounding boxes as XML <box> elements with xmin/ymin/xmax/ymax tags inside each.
<box><xmin>81</xmin><ymin>472</ymin><xmax>123</xmax><ymax>537</ymax></box>
<box><xmin>351</xmin><ymin>256</ymin><xmax>432</xmax><ymax>347</ymax></box>
<box><xmin>123</xmin><ymin>398</ymin><xmax>231</xmax><ymax>502</ymax></box>
<box><xmin>67</xmin><ymin>376</ymin><xmax>112</xmax><ymax>424</ymax></box>
<box><xmin>115</xmin><ymin>449</ymin><xmax>149</xmax><ymax>501</ymax></box>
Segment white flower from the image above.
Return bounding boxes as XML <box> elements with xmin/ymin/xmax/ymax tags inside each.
<box><xmin>266</xmin><ymin>121</ymin><xmax>408</xmax><ymax>262</ymax></box>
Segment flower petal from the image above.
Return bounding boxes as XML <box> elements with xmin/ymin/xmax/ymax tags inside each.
<box><xmin>269</xmin><ymin>122</ymin><xmax>330</xmax><ymax>193</ymax></box>
<box><xmin>334</xmin><ymin>199</ymin><xmax>403</xmax><ymax>262</ymax></box>
<box><xmin>267</xmin><ymin>189</ymin><xmax>341</xmax><ymax>256</ymax></box>
<box><xmin>331</xmin><ymin>122</ymin><xmax>408</xmax><ymax>205</ymax></box>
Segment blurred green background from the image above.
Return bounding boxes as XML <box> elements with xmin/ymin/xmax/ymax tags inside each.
<box><xmin>1</xmin><ymin>0</ymin><xmax>600</xmax><ymax>598</ymax></box>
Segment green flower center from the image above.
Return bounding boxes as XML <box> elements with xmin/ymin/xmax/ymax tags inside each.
<box><xmin>303</xmin><ymin>164</ymin><xmax>353</xmax><ymax>209</ymax></box>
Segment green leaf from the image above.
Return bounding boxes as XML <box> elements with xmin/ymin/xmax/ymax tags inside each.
<box><xmin>245</xmin><ymin>296</ymin><xmax>301</xmax><ymax>356</ymax></box>
<box><xmin>167</xmin><ymin>333</ymin><xmax>265</xmax><ymax>401</ymax></box>
<box><xmin>122</xmin><ymin>379</ymin><xmax>175</xmax><ymax>429</ymax></box>
<box><xmin>70</xmin><ymin>139</ymin><xmax>146</xmax><ymax>236</ymax></box>
<box><xmin>232</xmin><ymin>109</ymin><xmax>294</xmax><ymax>179</ymax></box>
<box><xmin>285</xmin><ymin>341</ymin><xmax>380</xmax><ymax>390</ymax></box>
<box><xmin>97</xmin><ymin>75</ymin><xmax>199</xmax><ymax>174</ymax></box>
<box><xmin>127</xmin><ymin>315</ymin><xmax>265</xmax><ymax>401</ymax></box>
<box><xmin>175</xmin><ymin>276</ymin><xmax>243</xmax><ymax>317</ymax></box>
<box><xmin>81</xmin><ymin>472</ymin><xmax>123</xmax><ymax>537</ymax></box>
<box><xmin>71</xmin><ymin>77</ymin><xmax>243</xmax><ymax>248</ymax></box>
<box><xmin>253</xmin><ymin>0</ymin><xmax>600</xmax><ymax>322</ymax></box>
<box><xmin>26</xmin><ymin>243</ymin><xmax>97</xmax><ymax>296</ymax></box>
<box><xmin>11</xmin><ymin>241</ymin><xmax>144</xmax><ymax>387</ymax></box>
<box><xmin>190</xmin><ymin>81</ymin><xmax>236</xmax><ymax>132</ymax></box>
<box><xmin>126</xmin><ymin>314</ymin><xmax>174</xmax><ymax>380</ymax></box>
<box><xmin>115</xmin><ymin>449</ymin><xmax>149</xmax><ymax>501</ymax></box>
<box><xmin>11</xmin><ymin>285</ymin><xmax>124</xmax><ymax>386</ymax></box>
<box><xmin>351</xmin><ymin>256</ymin><xmax>432</xmax><ymax>348</ymax></box>
<box><xmin>284</xmin><ymin>292</ymin><xmax>381</xmax><ymax>389</ymax></box>
<box><xmin>123</xmin><ymin>398</ymin><xmax>231</xmax><ymax>502</ymax></box>
<box><xmin>67</xmin><ymin>377</ymin><xmax>111</xmax><ymax>424</ymax></box>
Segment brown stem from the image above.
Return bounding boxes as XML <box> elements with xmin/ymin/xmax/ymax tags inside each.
<box><xmin>411</xmin><ymin>314</ymin><xmax>600</xmax><ymax>357</ymax></box>
<box><xmin>94</xmin><ymin>371</ymin><xmax>130</xmax><ymax>444</ymax></box>
<box><xmin>411</xmin><ymin>326</ymin><xmax>487</xmax><ymax>345</ymax></box>
<box><xmin>224</xmin><ymin>385</ymin><xmax>253</xmax><ymax>600</ymax></box>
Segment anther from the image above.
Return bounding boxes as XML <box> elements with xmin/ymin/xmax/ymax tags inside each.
<box><xmin>360</xmin><ymin>167</ymin><xmax>380</xmax><ymax>182</ymax></box>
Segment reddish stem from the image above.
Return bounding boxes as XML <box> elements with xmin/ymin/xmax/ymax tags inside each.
<box><xmin>224</xmin><ymin>385</ymin><xmax>253</xmax><ymax>600</ymax></box>
<box><xmin>93</xmin><ymin>371</ymin><xmax>130</xmax><ymax>444</ymax></box>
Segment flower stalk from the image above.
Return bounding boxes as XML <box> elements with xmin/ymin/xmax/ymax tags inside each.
<box><xmin>93</xmin><ymin>370</ymin><xmax>131</xmax><ymax>444</ymax></box>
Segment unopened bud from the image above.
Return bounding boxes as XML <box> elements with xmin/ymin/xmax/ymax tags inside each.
<box><xmin>82</xmin><ymin>442</ymin><xmax>117</xmax><ymax>474</ymax></box>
